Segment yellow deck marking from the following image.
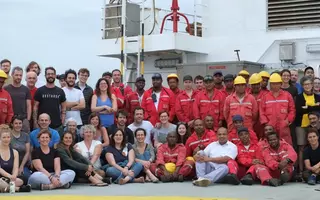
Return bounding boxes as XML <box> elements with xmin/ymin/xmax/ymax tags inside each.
<box><xmin>0</xmin><ymin>196</ymin><xmax>240</xmax><ymax>200</ymax></box>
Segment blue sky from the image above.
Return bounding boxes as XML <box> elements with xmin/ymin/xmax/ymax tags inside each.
<box><xmin>0</xmin><ymin>0</ymin><xmax>193</xmax><ymax>85</ymax></box>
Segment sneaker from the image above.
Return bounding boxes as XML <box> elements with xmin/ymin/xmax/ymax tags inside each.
<box><xmin>19</xmin><ymin>184</ymin><xmax>31</xmax><ymax>192</ymax></box>
<box><xmin>102</xmin><ymin>177</ymin><xmax>113</xmax><ymax>184</ymax></box>
<box><xmin>225</xmin><ymin>174</ymin><xmax>240</xmax><ymax>185</ymax></box>
<box><xmin>62</xmin><ymin>182</ymin><xmax>71</xmax><ymax>189</ymax></box>
<box><xmin>268</xmin><ymin>178</ymin><xmax>281</xmax><ymax>187</ymax></box>
<box><xmin>193</xmin><ymin>177</ymin><xmax>211</xmax><ymax>187</ymax></box>
<box><xmin>240</xmin><ymin>174</ymin><xmax>254</xmax><ymax>185</ymax></box>
<box><xmin>308</xmin><ymin>175</ymin><xmax>317</xmax><ymax>185</ymax></box>
<box><xmin>280</xmin><ymin>171</ymin><xmax>290</xmax><ymax>184</ymax></box>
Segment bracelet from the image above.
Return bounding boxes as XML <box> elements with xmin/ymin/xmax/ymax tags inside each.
<box><xmin>49</xmin><ymin>175</ymin><xmax>53</xmax><ymax>180</ymax></box>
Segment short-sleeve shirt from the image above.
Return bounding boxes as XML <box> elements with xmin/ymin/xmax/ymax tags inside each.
<box><xmin>31</xmin><ymin>147</ymin><xmax>59</xmax><ymax>173</ymax></box>
<box><xmin>10</xmin><ymin>132</ymin><xmax>30</xmax><ymax>165</ymax></box>
<box><xmin>4</xmin><ymin>84</ymin><xmax>31</xmax><ymax>119</ymax></box>
<box><xmin>303</xmin><ymin>145</ymin><xmax>320</xmax><ymax>166</ymax></box>
<box><xmin>29</xmin><ymin>128</ymin><xmax>60</xmax><ymax>148</ymax></box>
<box><xmin>105</xmin><ymin>143</ymin><xmax>133</xmax><ymax>163</ymax></box>
<box><xmin>204</xmin><ymin>141</ymin><xmax>238</xmax><ymax>167</ymax></box>
<box><xmin>151</xmin><ymin>124</ymin><xmax>176</xmax><ymax>144</ymax></box>
<box><xmin>62</xmin><ymin>87</ymin><xmax>84</xmax><ymax>125</ymax></box>
<box><xmin>128</xmin><ymin>121</ymin><xmax>154</xmax><ymax>145</ymax></box>
<box><xmin>34</xmin><ymin>86</ymin><xmax>66</xmax><ymax>128</ymax></box>
<box><xmin>75</xmin><ymin>140</ymin><xmax>102</xmax><ymax>169</ymax></box>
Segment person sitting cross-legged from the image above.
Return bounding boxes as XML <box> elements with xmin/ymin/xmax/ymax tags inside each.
<box><xmin>193</xmin><ymin>127</ymin><xmax>237</xmax><ymax>187</ymax></box>
<box><xmin>150</xmin><ymin>131</ymin><xmax>194</xmax><ymax>182</ymax></box>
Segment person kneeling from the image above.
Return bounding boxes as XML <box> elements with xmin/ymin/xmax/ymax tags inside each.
<box><xmin>193</xmin><ymin>127</ymin><xmax>237</xmax><ymax>187</ymax></box>
<box><xmin>150</xmin><ymin>131</ymin><xmax>193</xmax><ymax>182</ymax></box>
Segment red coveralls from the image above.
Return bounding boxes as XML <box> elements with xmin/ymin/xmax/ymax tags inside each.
<box><xmin>248</xmin><ymin>89</ymin><xmax>268</xmax><ymax>139</ymax></box>
<box><xmin>258</xmin><ymin>138</ymin><xmax>269</xmax><ymax>152</ymax></box>
<box><xmin>221</xmin><ymin>88</ymin><xmax>234</xmax><ymax>99</ymax></box>
<box><xmin>235</xmin><ymin>142</ymin><xmax>264</xmax><ymax>179</ymax></box>
<box><xmin>224</xmin><ymin>93</ymin><xmax>258</xmax><ymax>131</ymax></box>
<box><xmin>150</xmin><ymin>143</ymin><xmax>193</xmax><ymax>178</ymax></box>
<box><xmin>255</xmin><ymin>141</ymin><xmax>297</xmax><ymax>184</ymax></box>
<box><xmin>125</xmin><ymin>91</ymin><xmax>144</xmax><ymax>124</ymax></box>
<box><xmin>111</xmin><ymin>83</ymin><xmax>132</xmax><ymax>110</ymax></box>
<box><xmin>259</xmin><ymin>90</ymin><xmax>295</xmax><ymax>145</ymax></box>
<box><xmin>141</xmin><ymin>87</ymin><xmax>175</xmax><ymax>126</ymax></box>
<box><xmin>193</xmin><ymin>89</ymin><xmax>225</xmax><ymax>131</ymax></box>
<box><xmin>185</xmin><ymin>130</ymin><xmax>217</xmax><ymax>157</ymax></box>
<box><xmin>175</xmin><ymin>90</ymin><xmax>197</xmax><ymax>123</ymax></box>
<box><xmin>228</xmin><ymin>128</ymin><xmax>258</xmax><ymax>145</ymax></box>
<box><xmin>0</xmin><ymin>89</ymin><xmax>14</xmax><ymax>125</ymax></box>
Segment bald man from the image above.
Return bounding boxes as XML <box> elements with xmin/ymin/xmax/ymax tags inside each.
<box><xmin>29</xmin><ymin>113</ymin><xmax>60</xmax><ymax>148</ymax></box>
<box><xmin>26</xmin><ymin>71</ymin><xmax>38</xmax><ymax>130</ymax></box>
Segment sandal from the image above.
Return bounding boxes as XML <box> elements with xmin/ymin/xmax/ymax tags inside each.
<box><xmin>90</xmin><ymin>182</ymin><xmax>108</xmax><ymax>187</ymax></box>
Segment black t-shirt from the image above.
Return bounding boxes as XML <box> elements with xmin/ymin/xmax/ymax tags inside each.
<box><xmin>108</xmin><ymin>124</ymin><xmax>134</xmax><ymax>144</ymax></box>
<box><xmin>105</xmin><ymin>144</ymin><xmax>133</xmax><ymax>164</ymax></box>
<box><xmin>32</xmin><ymin>147</ymin><xmax>59</xmax><ymax>173</ymax></box>
<box><xmin>282</xmin><ymin>86</ymin><xmax>298</xmax><ymax>99</ymax></box>
<box><xmin>303</xmin><ymin>145</ymin><xmax>320</xmax><ymax>166</ymax></box>
<box><xmin>34</xmin><ymin>86</ymin><xmax>66</xmax><ymax>128</ymax></box>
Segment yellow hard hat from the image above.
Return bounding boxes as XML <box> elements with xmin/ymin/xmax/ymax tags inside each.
<box><xmin>259</xmin><ymin>71</ymin><xmax>270</xmax><ymax>78</ymax></box>
<box><xmin>167</xmin><ymin>73</ymin><xmax>179</xmax><ymax>80</ymax></box>
<box><xmin>249</xmin><ymin>73</ymin><xmax>262</xmax><ymax>85</ymax></box>
<box><xmin>0</xmin><ymin>70</ymin><xmax>8</xmax><ymax>79</ymax></box>
<box><xmin>234</xmin><ymin>76</ymin><xmax>247</xmax><ymax>85</ymax></box>
<box><xmin>165</xmin><ymin>163</ymin><xmax>176</xmax><ymax>173</ymax></box>
<box><xmin>238</xmin><ymin>70</ymin><xmax>250</xmax><ymax>76</ymax></box>
<box><xmin>269</xmin><ymin>73</ymin><xmax>282</xmax><ymax>83</ymax></box>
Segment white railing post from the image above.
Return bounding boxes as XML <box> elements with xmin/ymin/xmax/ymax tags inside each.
<box><xmin>122</xmin><ymin>0</ymin><xmax>127</xmax><ymax>84</ymax></box>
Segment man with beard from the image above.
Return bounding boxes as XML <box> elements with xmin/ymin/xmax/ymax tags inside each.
<box><xmin>259</xmin><ymin>71</ymin><xmax>270</xmax><ymax>92</ymax></box>
<box><xmin>221</xmin><ymin>74</ymin><xmax>234</xmax><ymax>97</ymax></box>
<box><xmin>0</xmin><ymin>69</ymin><xmax>13</xmax><ymax>125</ymax></box>
<box><xmin>290</xmin><ymin>69</ymin><xmax>303</xmax><ymax>94</ymax></box>
<box><xmin>308</xmin><ymin>112</ymin><xmax>320</xmax><ymax>132</ymax></box>
<box><xmin>25</xmin><ymin>61</ymin><xmax>46</xmax><ymax>88</ymax></box>
<box><xmin>213</xmin><ymin>71</ymin><xmax>224</xmax><ymax>91</ymax></box>
<box><xmin>33</xmin><ymin>67</ymin><xmax>66</xmax><ymax>133</ymax></box>
<box><xmin>0</xmin><ymin>59</ymin><xmax>13</xmax><ymax>86</ymax></box>
<box><xmin>62</xmin><ymin>69</ymin><xmax>85</xmax><ymax>127</ymax></box>
<box><xmin>126</xmin><ymin>77</ymin><xmax>146</xmax><ymax>124</ymax></box>
<box><xmin>5</xmin><ymin>66</ymin><xmax>31</xmax><ymax>133</ymax></box>
<box><xmin>111</xmin><ymin>69</ymin><xmax>132</xmax><ymax>110</ymax></box>
<box><xmin>108</xmin><ymin>110</ymin><xmax>134</xmax><ymax>144</ymax></box>
<box><xmin>204</xmin><ymin>115</ymin><xmax>214</xmax><ymax>131</ymax></box>
<box><xmin>167</xmin><ymin>73</ymin><xmax>181</xmax><ymax>97</ymax></box>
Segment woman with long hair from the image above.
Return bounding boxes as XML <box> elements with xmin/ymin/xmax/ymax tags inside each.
<box><xmin>313</xmin><ymin>77</ymin><xmax>320</xmax><ymax>95</ymax></box>
<box><xmin>0</xmin><ymin>125</ymin><xmax>31</xmax><ymax>192</ymax></box>
<box><xmin>91</xmin><ymin>78</ymin><xmax>117</xmax><ymax>128</ymax></box>
<box><xmin>57</xmin><ymin>132</ymin><xmax>108</xmax><ymax>186</ymax></box>
<box><xmin>64</xmin><ymin>118</ymin><xmax>81</xmax><ymax>143</ymax></box>
<box><xmin>28</xmin><ymin>130</ymin><xmax>75</xmax><ymax>190</ymax></box>
<box><xmin>89</xmin><ymin>112</ymin><xmax>109</xmax><ymax>147</ymax></box>
<box><xmin>133</xmin><ymin>128</ymin><xmax>158</xmax><ymax>183</ymax></box>
<box><xmin>280</xmin><ymin>69</ymin><xmax>298</xmax><ymax>99</ymax></box>
<box><xmin>176</xmin><ymin>122</ymin><xmax>191</xmax><ymax>145</ymax></box>
<box><xmin>104</xmin><ymin>128</ymin><xmax>144</xmax><ymax>185</ymax></box>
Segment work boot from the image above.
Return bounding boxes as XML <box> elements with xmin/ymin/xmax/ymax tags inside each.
<box><xmin>225</xmin><ymin>174</ymin><xmax>240</xmax><ymax>185</ymax></box>
<box><xmin>160</xmin><ymin>175</ymin><xmax>171</xmax><ymax>183</ymax></box>
<box><xmin>240</xmin><ymin>174</ymin><xmax>254</xmax><ymax>185</ymax></box>
<box><xmin>267</xmin><ymin>178</ymin><xmax>281</xmax><ymax>187</ymax></box>
<box><xmin>280</xmin><ymin>171</ymin><xmax>290</xmax><ymax>184</ymax></box>
<box><xmin>18</xmin><ymin>185</ymin><xmax>31</xmax><ymax>192</ymax></box>
<box><xmin>193</xmin><ymin>177</ymin><xmax>211</xmax><ymax>187</ymax></box>
<box><xmin>177</xmin><ymin>175</ymin><xmax>184</xmax><ymax>182</ymax></box>
<box><xmin>308</xmin><ymin>175</ymin><xmax>317</xmax><ymax>185</ymax></box>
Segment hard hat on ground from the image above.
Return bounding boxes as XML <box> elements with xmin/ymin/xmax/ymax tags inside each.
<box><xmin>249</xmin><ymin>73</ymin><xmax>262</xmax><ymax>85</ymax></box>
<box><xmin>234</xmin><ymin>76</ymin><xmax>247</xmax><ymax>85</ymax></box>
<box><xmin>167</xmin><ymin>73</ymin><xmax>179</xmax><ymax>80</ymax></box>
<box><xmin>269</xmin><ymin>73</ymin><xmax>282</xmax><ymax>83</ymax></box>
<box><xmin>238</xmin><ymin>70</ymin><xmax>250</xmax><ymax>76</ymax></box>
<box><xmin>259</xmin><ymin>71</ymin><xmax>270</xmax><ymax>79</ymax></box>
<box><xmin>0</xmin><ymin>70</ymin><xmax>8</xmax><ymax>79</ymax></box>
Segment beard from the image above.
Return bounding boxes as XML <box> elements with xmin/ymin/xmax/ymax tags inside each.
<box><xmin>67</xmin><ymin>81</ymin><xmax>75</xmax><ymax>87</ymax></box>
<box><xmin>46</xmin><ymin>77</ymin><xmax>55</xmax><ymax>83</ymax></box>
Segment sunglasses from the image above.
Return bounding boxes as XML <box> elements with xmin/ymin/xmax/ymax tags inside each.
<box><xmin>152</xmin><ymin>93</ymin><xmax>157</xmax><ymax>103</ymax></box>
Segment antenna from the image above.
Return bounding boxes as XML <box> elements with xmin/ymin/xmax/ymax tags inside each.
<box><xmin>234</xmin><ymin>49</ymin><xmax>241</xmax><ymax>61</ymax></box>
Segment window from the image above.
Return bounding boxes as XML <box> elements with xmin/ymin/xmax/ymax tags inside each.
<box><xmin>268</xmin><ymin>0</ymin><xmax>320</xmax><ymax>29</ymax></box>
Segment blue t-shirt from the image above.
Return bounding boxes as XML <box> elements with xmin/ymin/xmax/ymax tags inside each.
<box><xmin>296</xmin><ymin>83</ymin><xmax>303</xmax><ymax>94</ymax></box>
<box><xmin>29</xmin><ymin>128</ymin><xmax>60</xmax><ymax>148</ymax></box>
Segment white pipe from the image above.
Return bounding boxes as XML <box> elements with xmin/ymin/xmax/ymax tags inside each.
<box><xmin>122</xmin><ymin>0</ymin><xmax>127</xmax><ymax>84</ymax></box>
<box><xmin>102</xmin><ymin>0</ymin><xmax>107</xmax><ymax>39</ymax></box>
<box><xmin>194</xmin><ymin>0</ymin><xmax>197</xmax><ymax>36</ymax></box>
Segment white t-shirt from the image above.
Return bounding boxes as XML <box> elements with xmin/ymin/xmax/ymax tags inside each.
<box><xmin>128</xmin><ymin>120</ymin><xmax>154</xmax><ymax>144</ymax></box>
<box><xmin>75</xmin><ymin>140</ymin><xmax>102</xmax><ymax>170</ymax></box>
<box><xmin>63</xmin><ymin>87</ymin><xmax>84</xmax><ymax>125</ymax></box>
<box><xmin>154</xmin><ymin>92</ymin><xmax>161</xmax><ymax>110</ymax></box>
<box><xmin>204</xmin><ymin>141</ymin><xmax>238</xmax><ymax>167</ymax></box>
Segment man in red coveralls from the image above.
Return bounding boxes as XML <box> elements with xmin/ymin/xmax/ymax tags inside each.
<box><xmin>256</xmin><ymin>132</ymin><xmax>297</xmax><ymax>186</ymax></box>
<box><xmin>224</xmin><ymin>76</ymin><xmax>258</xmax><ymax>131</ymax></box>
<box><xmin>248</xmin><ymin>73</ymin><xmax>268</xmax><ymax>139</ymax></box>
<box><xmin>213</xmin><ymin>71</ymin><xmax>224</xmax><ymax>91</ymax></box>
<box><xmin>150</xmin><ymin>131</ymin><xmax>193</xmax><ymax>182</ymax></box>
<box><xmin>126</xmin><ymin>77</ymin><xmax>145</xmax><ymax>124</ymax></box>
<box><xmin>0</xmin><ymin>70</ymin><xmax>13</xmax><ymax>125</ymax></box>
<box><xmin>141</xmin><ymin>73</ymin><xmax>175</xmax><ymax>126</ymax></box>
<box><xmin>185</xmin><ymin>119</ymin><xmax>217</xmax><ymax>157</ymax></box>
<box><xmin>111</xmin><ymin>69</ymin><xmax>132</xmax><ymax>110</ymax></box>
<box><xmin>235</xmin><ymin>127</ymin><xmax>264</xmax><ymax>185</ymax></box>
<box><xmin>193</xmin><ymin>75</ymin><xmax>224</xmax><ymax>131</ymax></box>
<box><xmin>175</xmin><ymin>75</ymin><xmax>197</xmax><ymax>127</ymax></box>
<box><xmin>259</xmin><ymin>71</ymin><xmax>270</xmax><ymax>91</ymax></box>
<box><xmin>260</xmin><ymin>73</ymin><xmax>295</xmax><ymax>145</ymax></box>
<box><xmin>258</xmin><ymin>125</ymin><xmax>275</xmax><ymax>151</ymax></box>
<box><xmin>167</xmin><ymin>73</ymin><xmax>181</xmax><ymax>97</ymax></box>
<box><xmin>194</xmin><ymin>75</ymin><xmax>204</xmax><ymax>92</ymax></box>
<box><xmin>228</xmin><ymin>115</ymin><xmax>258</xmax><ymax>145</ymax></box>
<box><xmin>221</xmin><ymin>74</ymin><xmax>234</xmax><ymax>98</ymax></box>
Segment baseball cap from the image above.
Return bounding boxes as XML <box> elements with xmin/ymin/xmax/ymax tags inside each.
<box><xmin>232</xmin><ymin>115</ymin><xmax>243</xmax><ymax>122</ymax></box>
<box><xmin>224</xmin><ymin>74</ymin><xmax>234</xmax><ymax>81</ymax></box>
<box><xmin>183</xmin><ymin>75</ymin><xmax>193</xmax><ymax>82</ymax></box>
<box><xmin>213</xmin><ymin>71</ymin><xmax>223</xmax><ymax>76</ymax></box>
<box><xmin>204</xmin><ymin>75</ymin><xmax>214</xmax><ymax>82</ymax></box>
<box><xmin>237</xmin><ymin>127</ymin><xmax>249</xmax><ymax>134</ymax></box>
<box><xmin>136</xmin><ymin>77</ymin><xmax>145</xmax><ymax>82</ymax></box>
<box><xmin>152</xmin><ymin>73</ymin><xmax>162</xmax><ymax>79</ymax></box>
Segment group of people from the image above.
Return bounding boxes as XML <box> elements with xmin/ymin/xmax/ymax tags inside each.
<box><xmin>0</xmin><ymin>58</ymin><xmax>320</xmax><ymax>193</ymax></box>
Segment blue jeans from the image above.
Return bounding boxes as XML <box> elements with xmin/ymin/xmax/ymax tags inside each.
<box><xmin>23</xmin><ymin>167</ymin><xmax>31</xmax><ymax>179</ymax></box>
<box><xmin>106</xmin><ymin>162</ymin><xmax>143</xmax><ymax>183</ymax></box>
